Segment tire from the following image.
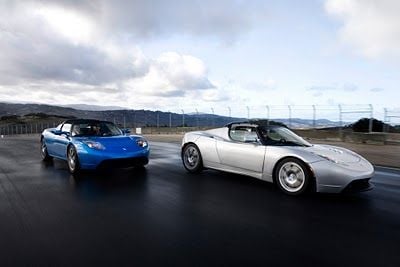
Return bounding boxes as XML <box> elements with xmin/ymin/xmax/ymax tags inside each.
<box><xmin>182</xmin><ymin>144</ymin><xmax>203</xmax><ymax>173</ymax></box>
<box><xmin>275</xmin><ymin>158</ymin><xmax>311</xmax><ymax>195</ymax></box>
<box><xmin>67</xmin><ymin>145</ymin><xmax>81</xmax><ymax>175</ymax></box>
<box><xmin>40</xmin><ymin>139</ymin><xmax>53</xmax><ymax>162</ymax></box>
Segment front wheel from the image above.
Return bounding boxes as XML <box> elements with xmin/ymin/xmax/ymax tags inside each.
<box><xmin>40</xmin><ymin>139</ymin><xmax>53</xmax><ymax>162</ymax></box>
<box><xmin>67</xmin><ymin>146</ymin><xmax>80</xmax><ymax>175</ymax></box>
<box><xmin>275</xmin><ymin>158</ymin><xmax>311</xmax><ymax>195</ymax></box>
<box><xmin>182</xmin><ymin>144</ymin><xmax>203</xmax><ymax>173</ymax></box>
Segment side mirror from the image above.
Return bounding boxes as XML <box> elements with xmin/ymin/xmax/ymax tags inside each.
<box><xmin>60</xmin><ymin>131</ymin><xmax>71</xmax><ymax>138</ymax></box>
<box><xmin>53</xmin><ymin>130</ymin><xmax>70</xmax><ymax>138</ymax></box>
<box><xmin>53</xmin><ymin>130</ymin><xmax>62</xmax><ymax>135</ymax></box>
<box><xmin>121</xmin><ymin>128</ymin><xmax>131</xmax><ymax>135</ymax></box>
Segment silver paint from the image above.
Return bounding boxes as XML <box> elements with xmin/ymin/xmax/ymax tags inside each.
<box><xmin>182</xmin><ymin>126</ymin><xmax>374</xmax><ymax>193</ymax></box>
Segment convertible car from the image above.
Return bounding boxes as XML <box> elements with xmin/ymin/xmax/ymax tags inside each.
<box><xmin>40</xmin><ymin>119</ymin><xmax>149</xmax><ymax>174</ymax></box>
<box><xmin>181</xmin><ymin>122</ymin><xmax>374</xmax><ymax>195</ymax></box>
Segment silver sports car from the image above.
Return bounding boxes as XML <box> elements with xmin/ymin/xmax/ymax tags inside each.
<box><xmin>181</xmin><ymin>122</ymin><xmax>374</xmax><ymax>195</ymax></box>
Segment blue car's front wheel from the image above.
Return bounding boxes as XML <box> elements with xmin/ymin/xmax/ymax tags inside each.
<box><xmin>40</xmin><ymin>139</ymin><xmax>53</xmax><ymax>162</ymax></box>
<box><xmin>67</xmin><ymin>145</ymin><xmax>80</xmax><ymax>175</ymax></box>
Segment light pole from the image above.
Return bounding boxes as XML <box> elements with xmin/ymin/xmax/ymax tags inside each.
<box><xmin>211</xmin><ymin>107</ymin><xmax>215</xmax><ymax>126</ymax></box>
<box><xmin>181</xmin><ymin>109</ymin><xmax>185</xmax><ymax>128</ymax></box>
<box><xmin>338</xmin><ymin>104</ymin><xmax>343</xmax><ymax>139</ymax></box>
<box><xmin>312</xmin><ymin>105</ymin><xmax>316</xmax><ymax>129</ymax></box>
<box><xmin>228</xmin><ymin>106</ymin><xmax>231</xmax><ymax>118</ymax></box>
<box><xmin>288</xmin><ymin>105</ymin><xmax>292</xmax><ymax>128</ymax></box>
<box><xmin>246</xmin><ymin>106</ymin><xmax>250</xmax><ymax>120</ymax></box>
<box><xmin>368</xmin><ymin>104</ymin><xmax>373</xmax><ymax>133</ymax></box>
<box><xmin>195</xmin><ymin>108</ymin><xmax>199</xmax><ymax>128</ymax></box>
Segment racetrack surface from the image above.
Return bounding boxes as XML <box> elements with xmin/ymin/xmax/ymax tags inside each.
<box><xmin>0</xmin><ymin>135</ymin><xmax>399</xmax><ymax>266</ymax></box>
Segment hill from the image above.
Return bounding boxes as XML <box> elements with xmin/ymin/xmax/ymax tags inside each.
<box><xmin>0</xmin><ymin>102</ymin><xmax>342</xmax><ymax>128</ymax></box>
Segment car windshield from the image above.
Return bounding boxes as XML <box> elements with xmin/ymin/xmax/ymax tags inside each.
<box><xmin>71</xmin><ymin>121</ymin><xmax>123</xmax><ymax>137</ymax></box>
<box><xmin>259</xmin><ymin>126</ymin><xmax>311</xmax><ymax>147</ymax></box>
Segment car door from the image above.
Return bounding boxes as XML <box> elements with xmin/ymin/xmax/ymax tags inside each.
<box><xmin>52</xmin><ymin>122</ymin><xmax>72</xmax><ymax>158</ymax></box>
<box><xmin>216</xmin><ymin>125</ymin><xmax>266</xmax><ymax>173</ymax></box>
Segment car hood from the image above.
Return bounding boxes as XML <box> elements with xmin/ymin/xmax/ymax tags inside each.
<box><xmin>303</xmin><ymin>144</ymin><xmax>361</xmax><ymax>163</ymax></box>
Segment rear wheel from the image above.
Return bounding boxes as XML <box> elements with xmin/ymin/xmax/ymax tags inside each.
<box><xmin>40</xmin><ymin>139</ymin><xmax>53</xmax><ymax>162</ymax></box>
<box><xmin>67</xmin><ymin>146</ymin><xmax>80</xmax><ymax>175</ymax></box>
<box><xmin>182</xmin><ymin>144</ymin><xmax>203</xmax><ymax>173</ymax></box>
<box><xmin>275</xmin><ymin>158</ymin><xmax>311</xmax><ymax>195</ymax></box>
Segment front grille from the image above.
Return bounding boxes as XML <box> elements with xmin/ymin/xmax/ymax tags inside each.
<box><xmin>342</xmin><ymin>178</ymin><xmax>373</xmax><ymax>193</ymax></box>
<box><xmin>97</xmin><ymin>156</ymin><xmax>148</xmax><ymax>169</ymax></box>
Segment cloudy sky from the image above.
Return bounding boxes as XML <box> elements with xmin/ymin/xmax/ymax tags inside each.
<box><xmin>0</xmin><ymin>0</ymin><xmax>399</xmax><ymax>119</ymax></box>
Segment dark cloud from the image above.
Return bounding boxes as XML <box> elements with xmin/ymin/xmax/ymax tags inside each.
<box><xmin>0</xmin><ymin>0</ymin><xmax>265</xmax><ymax>103</ymax></box>
<box><xmin>42</xmin><ymin>0</ymin><xmax>267</xmax><ymax>42</ymax></box>
<box><xmin>0</xmin><ymin>1</ymin><xmax>149</xmax><ymax>86</ymax></box>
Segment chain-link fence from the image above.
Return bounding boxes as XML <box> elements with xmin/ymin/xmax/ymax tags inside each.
<box><xmin>1</xmin><ymin>105</ymin><xmax>399</xmax><ymax>140</ymax></box>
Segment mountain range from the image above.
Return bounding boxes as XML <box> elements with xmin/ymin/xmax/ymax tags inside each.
<box><xmin>0</xmin><ymin>102</ymin><xmax>341</xmax><ymax>128</ymax></box>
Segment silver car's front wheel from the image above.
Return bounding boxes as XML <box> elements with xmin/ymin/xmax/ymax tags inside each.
<box><xmin>275</xmin><ymin>158</ymin><xmax>311</xmax><ymax>195</ymax></box>
<box><xmin>182</xmin><ymin>144</ymin><xmax>203</xmax><ymax>173</ymax></box>
<box><xmin>67</xmin><ymin>146</ymin><xmax>80</xmax><ymax>175</ymax></box>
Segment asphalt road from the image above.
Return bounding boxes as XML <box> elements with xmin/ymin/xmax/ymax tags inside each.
<box><xmin>0</xmin><ymin>135</ymin><xmax>399</xmax><ymax>266</ymax></box>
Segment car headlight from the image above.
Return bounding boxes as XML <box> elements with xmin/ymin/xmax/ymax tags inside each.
<box><xmin>83</xmin><ymin>141</ymin><xmax>105</xmax><ymax>150</ymax></box>
<box><xmin>136</xmin><ymin>138</ymin><xmax>148</xmax><ymax>148</ymax></box>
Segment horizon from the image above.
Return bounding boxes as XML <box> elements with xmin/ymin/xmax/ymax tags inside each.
<box><xmin>2</xmin><ymin>101</ymin><xmax>398</xmax><ymax>126</ymax></box>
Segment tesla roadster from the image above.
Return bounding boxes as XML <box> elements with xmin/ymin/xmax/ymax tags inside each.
<box><xmin>40</xmin><ymin>119</ymin><xmax>149</xmax><ymax>174</ymax></box>
<box><xmin>181</xmin><ymin>121</ymin><xmax>374</xmax><ymax>195</ymax></box>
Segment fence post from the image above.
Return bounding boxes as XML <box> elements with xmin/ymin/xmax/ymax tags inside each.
<box><xmin>312</xmin><ymin>105</ymin><xmax>316</xmax><ymax>129</ymax></box>
<box><xmin>338</xmin><ymin>104</ymin><xmax>343</xmax><ymax>140</ymax></box>
<box><xmin>368</xmin><ymin>104</ymin><xmax>373</xmax><ymax>133</ymax></box>
<box><xmin>156</xmin><ymin>112</ymin><xmax>159</xmax><ymax>129</ymax></box>
<box><xmin>195</xmin><ymin>109</ymin><xmax>199</xmax><ymax>128</ymax></box>
<box><xmin>383</xmin><ymin>108</ymin><xmax>388</xmax><ymax>133</ymax></box>
<box><xmin>181</xmin><ymin>109</ymin><xmax>185</xmax><ymax>128</ymax></box>
<box><xmin>211</xmin><ymin>107</ymin><xmax>214</xmax><ymax>126</ymax></box>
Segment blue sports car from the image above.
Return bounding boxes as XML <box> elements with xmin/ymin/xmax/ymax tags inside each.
<box><xmin>40</xmin><ymin>119</ymin><xmax>150</xmax><ymax>174</ymax></box>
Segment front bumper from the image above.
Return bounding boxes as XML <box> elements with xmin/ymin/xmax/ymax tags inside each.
<box><xmin>342</xmin><ymin>178</ymin><xmax>374</xmax><ymax>193</ymax></box>
<box><xmin>96</xmin><ymin>156</ymin><xmax>149</xmax><ymax>169</ymax></box>
<box><xmin>76</xmin><ymin>145</ymin><xmax>150</xmax><ymax>170</ymax></box>
<box><xmin>310</xmin><ymin>159</ymin><xmax>374</xmax><ymax>193</ymax></box>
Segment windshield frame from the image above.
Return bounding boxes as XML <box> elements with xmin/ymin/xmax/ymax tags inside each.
<box><xmin>258</xmin><ymin>126</ymin><xmax>311</xmax><ymax>147</ymax></box>
<box><xmin>71</xmin><ymin>121</ymin><xmax>123</xmax><ymax>137</ymax></box>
